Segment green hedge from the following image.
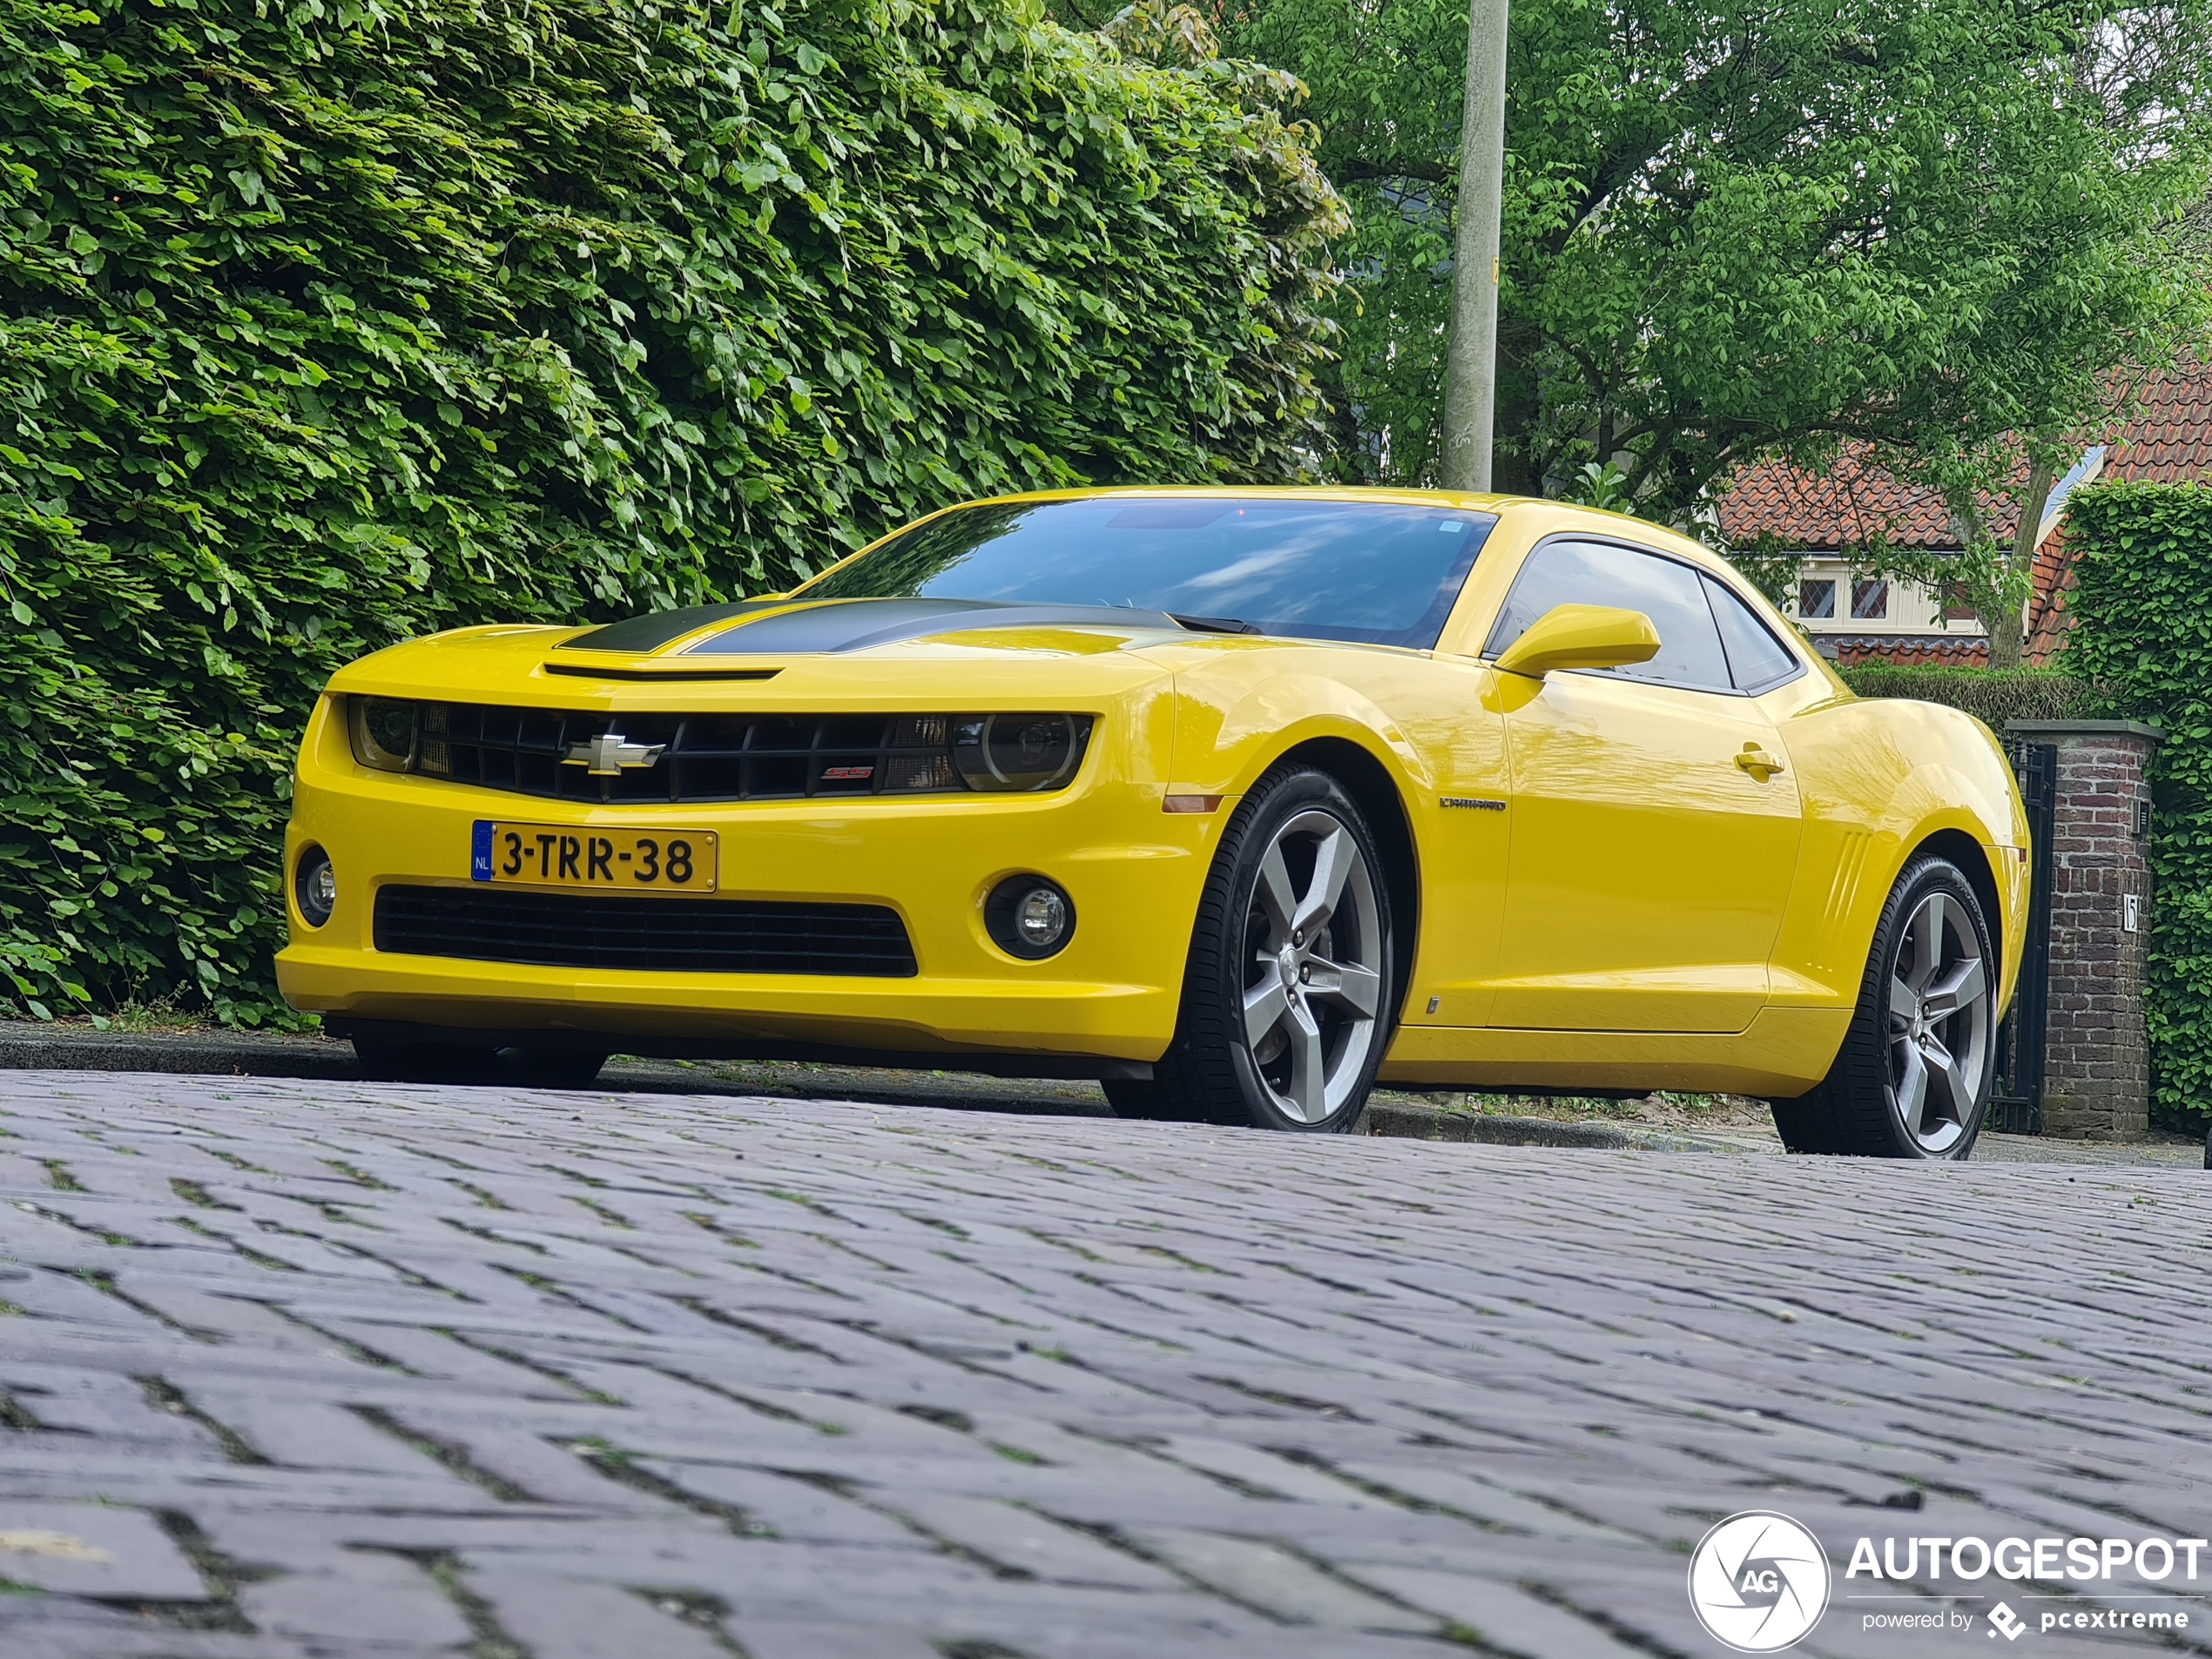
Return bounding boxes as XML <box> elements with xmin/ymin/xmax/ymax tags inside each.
<box><xmin>1838</xmin><ymin>664</ymin><xmax>2107</xmax><ymax>728</ymax></box>
<box><xmin>0</xmin><ymin>0</ymin><xmax>1344</xmax><ymax>1022</ymax></box>
<box><xmin>2064</xmin><ymin>482</ymin><xmax>2212</xmax><ymax>1135</ymax></box>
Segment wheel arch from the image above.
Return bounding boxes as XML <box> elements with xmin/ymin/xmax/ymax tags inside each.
<box><xmin>1269</xmin><ymin>735</ymin><xmax>1420</xmax><ymax>1025</ymax></box>
<box><xmin>1905</xmin><ymin>826</ymin><xmax>2002</xmax><ymax>958</ymax></box>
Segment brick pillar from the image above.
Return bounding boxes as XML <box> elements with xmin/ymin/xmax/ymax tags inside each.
<box><xmin>2004</xmin><ymin>720</ymin><xmax>2160</xmax><ymax>1140</ymax></box>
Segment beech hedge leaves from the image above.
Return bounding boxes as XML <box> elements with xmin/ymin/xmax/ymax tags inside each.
<box><xmin>2066</xmin><ymin>483</ymin><xmax>2212</xmax><ymax>1133</ymax></box>
<box><xmin>1836</xmin><ymin>666</ymin><xmax>2108</xmax><ymax>731</ymax></box>
<box><xmin>0</xmin><ymin>0</ymin><xmax>1344</xmax><ymax>1019</ymax></box>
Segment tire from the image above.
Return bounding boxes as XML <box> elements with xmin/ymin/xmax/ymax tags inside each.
<box><xmin>1770</xmin><ymin>855</ymin><xmax>1997</xmax><ymax>1158</ymax></box>
<box><xmin>1127</xmin><ymin>765</ymin><xmax>1395</xmax><ymax>1132</ymax></box>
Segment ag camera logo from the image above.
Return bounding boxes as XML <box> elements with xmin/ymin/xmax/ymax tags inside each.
<box><xmin>1688</xmin><ymin>1511</ymin><xmax>1832</xmax><ymax>1651</ymax></box>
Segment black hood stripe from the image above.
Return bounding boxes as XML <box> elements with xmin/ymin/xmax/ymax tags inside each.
<box><xmin>556</xmin><ymin>601</ymin><xmax>789</xmax><ymax>655</ymax></box>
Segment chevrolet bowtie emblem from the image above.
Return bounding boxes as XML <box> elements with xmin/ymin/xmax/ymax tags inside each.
<box><xmin>562</xmin><ymin>732</ymin><xmax>667</xmax><ymax>776</ymax></box>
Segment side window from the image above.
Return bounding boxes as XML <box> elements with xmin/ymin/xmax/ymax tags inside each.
<box><xmin>1486</xmin><ymin>539</ymin><xmax>1731</xmax><ymax>691</ymax></box>
<box><xmin>1703</xmin><ymin>575</ymin><xmax>1803</xmax><ymax>692</ymax></box>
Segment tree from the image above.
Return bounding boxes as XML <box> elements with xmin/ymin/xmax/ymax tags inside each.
<box><xmin>0</xmin><ymin>0</ymin><xmax>1347</xmax><ymax>1020</ymax></box>
<box><xmin>1221</xmin><ymin>0</ymin><xmax>2212</xmax><ymax>519</ymax></box>
<box><xmin>1821</xmin><ymin>444</ymin><xmax>2064</xmax><ymax>671</ymax></box>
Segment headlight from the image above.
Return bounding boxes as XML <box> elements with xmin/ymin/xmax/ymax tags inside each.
<box><xmin>347</xmin><ymin>698</ymin><xmax>451</xmax><ymax>776</ymax></box>
<box><xmin>952</xmin><ymin>714</ymin><xmax>1089</xmax><ymax>792</ymax></box>
<box><xmin>349</xmin><ymin>697</ymin><xmax>415</xmax><ymax>772</ymax></box>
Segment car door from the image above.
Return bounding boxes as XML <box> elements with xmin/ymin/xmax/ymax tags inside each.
<box><xmin>1487</xmin><ymin>538</ymin><xmax>1805</xmax><ymax>1033</ymax></box>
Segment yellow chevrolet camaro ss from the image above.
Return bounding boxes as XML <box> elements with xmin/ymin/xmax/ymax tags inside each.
<box><xmin>280</xmin><ymin>489</ymin><xmax>2028</xmax><ymax>1158</ymax></box>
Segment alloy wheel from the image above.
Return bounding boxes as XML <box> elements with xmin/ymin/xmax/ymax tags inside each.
<box><xmin>1239</xmin><ymin>808</ymin><xmax>1385</xmax><ymax>1124</ymax></box>
<box><xmin>1885</xmin><ymin>891</ymin><xmax>1993</xmax><ymax>1155</ymax></box>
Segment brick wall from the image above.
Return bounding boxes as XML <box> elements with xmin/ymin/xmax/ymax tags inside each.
<box><xmin>2013</xmin><ymin>724</ymin><xmax>2158</xmax><ymax>1139</ymax></box>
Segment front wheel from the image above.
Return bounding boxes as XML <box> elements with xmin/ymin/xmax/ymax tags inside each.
<box><xmin>1770</xmin><ymin>855</ymin><xmax>1997</xmax><ymax>1158</ymax></box>
<box><xmin>1121</xmin><ymin>766</ymin><xmax>1394</xmax><ymax>1132</ymax></box>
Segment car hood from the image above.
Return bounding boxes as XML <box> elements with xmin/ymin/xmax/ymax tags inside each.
<box><xmin>322</xmin><ymin>600</ymin><xmax>1212</xmax><ymax>709</ymax></box>
<box><xmin>561</xmin><ymin>597</ymin><xmax>1196</xmax><ymax>658</ymax></box>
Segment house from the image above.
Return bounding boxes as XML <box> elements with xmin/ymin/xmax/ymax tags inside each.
<box><xmin>1713</xmin><ymin>368</ymin><xmax>2212</xmax><ymax>665</ymax></box>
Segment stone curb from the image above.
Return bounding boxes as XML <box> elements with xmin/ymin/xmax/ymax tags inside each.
<box><xmin>0</xmin><ymin>1022</ymin><xmax>1115</xmax><ymax>1116</ymax></box>
<box><xmin>0</xmin><ymin>1023</ymin><xmax>354</xmax><ymax>1081</ymax></box>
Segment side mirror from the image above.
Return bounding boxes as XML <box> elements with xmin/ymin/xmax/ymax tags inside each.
<box><xmin>1492</xmin><ymin>604</ymin><xmax>1662</xmax><ymax>678</ymax></box>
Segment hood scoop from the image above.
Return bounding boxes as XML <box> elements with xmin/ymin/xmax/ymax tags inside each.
<box><xmin>542</xmin><ymin>663</ymin><xmax>780</xmax><ymax>682</ymax></box>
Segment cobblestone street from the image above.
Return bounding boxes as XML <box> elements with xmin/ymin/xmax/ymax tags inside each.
<box><xmin>0</xmin><ymin>1070</ymin><xmax>2207</xmax><ymax>1658</ymax></box>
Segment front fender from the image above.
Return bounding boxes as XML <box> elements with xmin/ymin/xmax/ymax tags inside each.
<box><xmin>1168</xmin><ymin>677</ymin><xmax>1438</xmax><ymax>802</ymax></box>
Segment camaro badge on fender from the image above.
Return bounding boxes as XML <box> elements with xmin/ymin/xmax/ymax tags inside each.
<box><xmin>1687</xmin><ymin>1511</ymin><xmax>1831</xmax><ymax>1651</ymax></box>
<box><xmin>562</xmin><ymin>731</ymin><xmax>667</xmax><ymax>776</ymax></box>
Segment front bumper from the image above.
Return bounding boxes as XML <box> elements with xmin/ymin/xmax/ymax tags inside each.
<box><xmin>278</xmin><ymin>700</ymin><xmax>1217</xmax><ymax>1064</ymax></box>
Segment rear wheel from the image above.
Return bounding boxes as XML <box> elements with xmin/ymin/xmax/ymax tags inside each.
<box><xmin>1770</xmin><ymin>855</ymin><xmax>1995</xmax><ymax>1158</ymax></box>
<box><xmin>1114</xmin><ymin>766</ymin><xmax>1393</xmax><ymax>1131</ymax></box>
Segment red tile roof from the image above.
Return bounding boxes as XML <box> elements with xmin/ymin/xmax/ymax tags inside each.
<box><xmin>2026</xmin><ymin>368</ymin><xmax>2212</xmax><ymax>661</ymax></box>
<box><xmin>1716</xmin><ymin>449</ymin><xmax>2017</xmax><ymax>550</ymax></box>
<box><xmin>2102</xmin><ymin>367</ymin><xmax>2212</xmax><ymax>482</ymax></box>
<box><xmin>1716</xmin><ymin>368</ymin><xmax>2212</xmax><ymax>664</ymax></box>
<box><xmin>2024</xmin><ymin>525</ymin><xmax>2076</xmax><ymax>665</ymax></box>
<box><xmin>1717</xmin><ymin>368</ymin><xmax>2212</xmax><ymax>552</ymax></box>
<box><xmin>1827</xmin><ymin>636</ymin><xmax>1992</xmax><ymax>669</ymax></box>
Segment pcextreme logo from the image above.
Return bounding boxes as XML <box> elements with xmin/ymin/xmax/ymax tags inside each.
<box><xmin>1688</xmin><ymin>1512</ymin><xmax>1833</xmax><ymax>1652</ymax></box>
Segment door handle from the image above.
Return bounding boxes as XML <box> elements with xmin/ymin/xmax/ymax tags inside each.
<box><xmin>1735</xmin><ymin>746</ymin><xmax>1785</xmax><ymax>779</ymax></box>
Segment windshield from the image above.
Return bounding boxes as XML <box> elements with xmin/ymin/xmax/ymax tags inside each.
<box><xmin>795</xmin><ymin>496</ymin><xmax>1499</xmax><ymax>650</ymax></box>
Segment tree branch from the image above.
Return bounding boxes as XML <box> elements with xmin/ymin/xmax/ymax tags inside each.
<box><xmin>1332</xmin><ymin>158</ymin><xmax>1452</xmax><ymax>186</ymax></box>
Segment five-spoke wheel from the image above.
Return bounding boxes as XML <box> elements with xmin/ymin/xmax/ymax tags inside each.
<box><xmin>1108</xmin><ymin>766</ymin><xmax>1395</xmax><ymax>1130</ymax></box>
<box><xmin>1239</xmin><ymin>807</ymin><xmax>1386</xmax><ymax>1124</ymax></box>
<box><xmin>1770</xmin><ymin>855</ymin><xmax>1997</xmax><ymax>1158</ymax></box>
<box><xmin>1885</xmin><ymin>890</ymin><xmax>1992</xmax><ymax>1156</ymax></box>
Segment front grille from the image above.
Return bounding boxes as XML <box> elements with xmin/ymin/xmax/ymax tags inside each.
<box><xmin>420</xmin><ymin>705</ymin><xmax>970</xmax><ymax>805</ymax></box>
<box><xmin>357</xmin><ymin>696</ymin><xmax>1090</xmax><ymax>804</ymax></box>
<box><xmin>374</xmin><ymin>886</ymin><xmax>919</xmax><ymax>977</ymax></box>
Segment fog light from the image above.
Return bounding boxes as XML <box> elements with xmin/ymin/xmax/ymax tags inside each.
<box><xmin>986</xmin><ymin>875</ymin><xmax>1075</xmax><ymax>960</ymax></box>
<box><xmin>295</xmin><ymin>845</ymin><xmax>335</xmax><ymax>927</ymax></box>
<box><xmin>1016</xmin><ymin>887</ymin><xmax>1068</xmax><ymax>948</ymax></box>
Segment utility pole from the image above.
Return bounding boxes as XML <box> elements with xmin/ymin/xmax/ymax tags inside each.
<box><xmin>1441</xmin><ymin>0</ymin><xmax>1508</xmax><ymax>493</ymax></box>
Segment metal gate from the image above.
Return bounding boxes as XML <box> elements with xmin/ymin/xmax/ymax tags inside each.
<box><xmin>1990</xmin><ymin>740</ymin><xmax>2055</xmax><ymax>1134</ymax></box>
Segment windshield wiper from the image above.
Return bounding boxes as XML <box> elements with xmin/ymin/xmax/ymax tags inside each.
<box><xmin>1168</xmin><ymin>612</ymin><xmax>1260</xmax><ymax>636</ymax></box>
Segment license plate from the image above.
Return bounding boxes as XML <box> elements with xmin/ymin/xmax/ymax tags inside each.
<box><xmin>471</xmin><ymin>821</ymin><xmax>718</xmax><ymax>893</ymax></box>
